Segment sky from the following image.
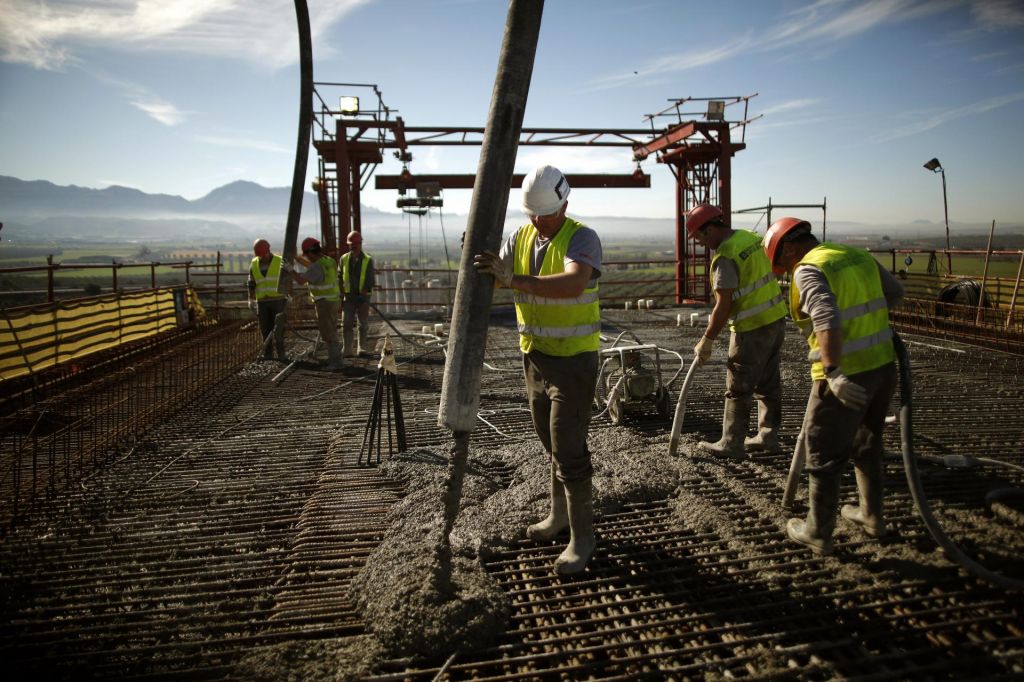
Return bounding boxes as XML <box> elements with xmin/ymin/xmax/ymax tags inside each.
<box><xmin>2</xmin><ymin>0</ymin><xmax>1024</xmax><ymax>229</ymax></box>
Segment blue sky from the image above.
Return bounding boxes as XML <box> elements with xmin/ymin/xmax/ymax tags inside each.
<box><xmin>2</xmin><ymin>0</ymin><xmax>1023</xmax><ymax>228</ymax></box>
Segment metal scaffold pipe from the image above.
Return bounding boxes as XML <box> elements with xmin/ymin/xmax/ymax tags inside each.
<box><xmin>438</xmin><ymin>0</ymin><xmax>544</xmax><ymax>542</ymax></box>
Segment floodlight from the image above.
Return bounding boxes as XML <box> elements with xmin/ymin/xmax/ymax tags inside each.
<box><xmin>923</xmin><ymin>158</ymin><xmax>942</xmax><ymax>172</ymax></box>
<box><xmin>706</xmin><ymin>100</ymin><xmax>725</xmax><ymax>121</ymax></box>
<box><xmin>339</xmin><ymin>96</ymin><xmax>360</xmax><ymax>115</ymax></box>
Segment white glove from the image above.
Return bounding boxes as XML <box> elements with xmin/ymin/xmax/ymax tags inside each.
<box><xmin>248</xmin><ymin>299</ymin><xmax>257</xmax><ymax>312</ymax></box>
<box><xmin>280</xmin><ymin>260</ymin><xmax>294</xmax><ymax>274</ymax></box>
<box><xmin>694</xmin><ymin>335</ymin><xmax>714</xmax><ymax>365</ymax></box>
<box><xmin>473</xmin><ymin>251</ymin><xmax>513</xmax><ymax>288</ymax></box>
<box><xmin>825</xmin><ymin>367</ymin><xmax>869</xmax><ymax>411</ymax></box>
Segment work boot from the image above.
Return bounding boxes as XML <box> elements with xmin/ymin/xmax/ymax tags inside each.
<box><xmin>787</xmin><ymin>472</ymin><xmax>840</xmax><ymax>555</ymax></box>
<box><xmin>325</xmin><ymin>342</ymin><xmax>344</xmax><ymax>371</ymax></box>
<box><xmin>698</xmin><ymin>398</ymin><xmax>747</xmax><ymax>460</ymax></box>
<box><xmin>554</xmin><ymin>476</ymin><xmax>596</xmax><ymax>575</ymax></box>
<box><xmin>744</xmin><ymin>396</ymin><xmax>782</xmax><ymax>453</ymax></box>
<box><xmin>842</xmin><ymin>456</ymin><xmax>888</xmax><ymax>537</ymax></box>
<box><xmin>527</xmin><ymin>460</ymin><xmax>569</xmax><ymax>541</ymax></box>
<box><xmin>343</xmin><ymin>327</ymin><xmax>356</xmax><ymax>358</ymax></box>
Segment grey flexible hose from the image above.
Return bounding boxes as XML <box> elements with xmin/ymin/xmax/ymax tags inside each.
<box><xmin>894</xmin><ymin>333</ymin><xmax>1024</xmax><ymax>590</ymax></box>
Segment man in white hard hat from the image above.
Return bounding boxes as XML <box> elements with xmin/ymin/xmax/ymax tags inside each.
<box><xmin>474</xmin><ymin>165</ymin><xmax>602</xmax><ymax>576</ymax></box>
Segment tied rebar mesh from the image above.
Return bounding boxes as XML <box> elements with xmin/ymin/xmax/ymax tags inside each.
<box><xmin>0</xmin><ymin>314</ymin><xmax>1020</xmax><ymax>680</ymax></box>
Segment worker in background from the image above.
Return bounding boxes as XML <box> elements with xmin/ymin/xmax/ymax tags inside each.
<box><xmin>246</xmin><ymin>238</ymin><xmax>288</xmax><ymax>362</ymax></box>
<box><xmin>340</xmin><ymin>231</ymin><xmax>375</xmax><ymax>357</ymax></box>
<box><xmin>686</xmin><ymin>205</ymin><xmax>788</xmax><ymax>459</ymax></box>
<box><xmin>291</xmin><ymin>237</ymin><xmax>343</xmax><ymax>371</ymax></box>
<box><xmin>764</xmin><ymin>217</ymin><xmax>903</xmax><ymax>555</ymax></box>
<box><xmin>474</xmin><ymin>165</ymin><xmax>602</xmax><ymax>576</ymax></box>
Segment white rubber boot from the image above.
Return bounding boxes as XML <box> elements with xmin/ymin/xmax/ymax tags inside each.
<box><xmin>527</xmin><ymin>460</ymin><xmax>569</xmax><ymax>541</ymax></box>
<box><xmin>554</xmin><ymin>476</ymin><xmax>596</xmax><ymax>575</ymax></box>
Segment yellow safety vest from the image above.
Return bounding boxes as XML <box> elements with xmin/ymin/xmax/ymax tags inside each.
<box><xmin>513</xmin><ymin>219</ymin><xmax>601</xmax><ymax>356</ymax></box>
<box><xmin>341</xmin><ymin>252</ymin><xmax>372</xmax><ymax>295</ymax></box>
<box><xmin>710</xmin><ymin>230</ymin><xmax>787</xmax><ymax>332</ymax></box>
<box><xmin>307</xmin><ymin>255</ymin><xmax>340</xmax><ymax>302</ymax></box>
<box><xmin>790</xmin><ymin>242</ymin><xmax>896</xmax><ymax>380</ymax></box>
<box><xmin>250</xmin><ymin>255</ymin><xmax>283</xmax><ymax>300</ymax></box>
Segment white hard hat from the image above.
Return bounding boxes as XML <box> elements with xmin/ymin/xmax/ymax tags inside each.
<box><xmin>522</xmin><ymin>165</ymin><xmax>570</xmax><ymax>216</ymax></box>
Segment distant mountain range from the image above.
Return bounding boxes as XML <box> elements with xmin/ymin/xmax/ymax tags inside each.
<box><xmin>1</xmin><ymin>175</ymin><xmax>1020</xmax><ymax>247</ymax></box>
<box><xmin>0</xmin><ymin>176</ymin><xmax>333</xmax><ymax>219</ymax></box>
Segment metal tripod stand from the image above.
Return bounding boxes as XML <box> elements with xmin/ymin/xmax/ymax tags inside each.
<box><xmin>359</xmin><ymin>336</ymin><xmax>406</xmax><ymax>466</ymax></box>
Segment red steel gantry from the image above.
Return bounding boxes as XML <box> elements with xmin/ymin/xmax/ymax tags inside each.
<box><xmin>310</xmin><ymin>84</ymin><xmax>756</xmax><ymax>304</ymax></box>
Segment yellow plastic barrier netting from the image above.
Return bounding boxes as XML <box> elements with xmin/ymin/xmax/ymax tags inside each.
<box><xmin>0</xmin><ymin>287</ymin><xmax>206</xmax><ymax>382</ymax></box>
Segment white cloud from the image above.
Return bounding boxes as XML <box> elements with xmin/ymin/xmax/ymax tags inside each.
<box><xmin>196</xmin><ymin>134</ymin><xmax>289</xmax><ymax>153</ymax></box>
<box><xmin>869</xmin><ymin>90</ymin><xmax>1024</xmax><ymax>142</ymax></box>
<box><xmin>761</xmin><ymin>99</ymin><xmax>821</xmax><ymax>115</ymax></box>
<box><xmin>132</xmin><ymin>97</ymin><xmax>186</xmax><ymax>126</ymax></box>
<box><xmin>585</xmin><ymin>34</ymin><xmax>753</xmax><ymax>92</ymax></box>
<box><xmin>971</xmin><ymin>0</ymin><xmax>1024</xmax><ymax>30</ymax></box>
<box><xmin>0</xmin><ymin>0</ymin><xmax>370</xmax><ymax>70</ymax></box>
<box><xmin>588</xmin><ymin>0</ymin><xmax>960</xmax><ymax>90</ymax></box>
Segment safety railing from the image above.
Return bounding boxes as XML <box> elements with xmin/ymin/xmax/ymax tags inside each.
<box><xmin>1</xmin><ymin>286</ymin><xmax>205</xmax><ymax>383</ymax></box>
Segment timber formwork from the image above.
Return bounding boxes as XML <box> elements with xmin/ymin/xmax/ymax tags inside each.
<box><xmin>0</xmin><ymin>312</ymin><xmax>1021</xmax><ymax>680</ymax></box>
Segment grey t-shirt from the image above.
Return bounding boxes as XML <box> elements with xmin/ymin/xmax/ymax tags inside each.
<box><xmin>497</xmin><ymin>222</ymin><xmax>602</xmax><ymax>286</ymax></box>
<box><xmin>794</xmin><ymin>259</ymin><xmax>905</xmax><ymax>331</ymax></box>
<box><xmin>303</xmin><ymin>260</ymin><xmax>325</xmax><ymax>285</ymax></box>
<box><xmin>711</xmin><ymin>257</ymin><xmax>739</xmax><ymax>291</ymax></box>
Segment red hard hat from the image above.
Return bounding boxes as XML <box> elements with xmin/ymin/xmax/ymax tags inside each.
<box><xmin>253</xmin><ymin>238</ymin><xmax>270</xmax><ymax>257</ymax></box>
<box><xmin>763</xmin><ymin>217</ymin><xmax>812</xmax><ymax>275</ymax></box>
<box><xmin>301</xmin><ymin>237</ymin><xmax>321</xmax><ymax>254</ymax></box>
<box><xmin>685</xmin><ymin>204</ymin><xmax>725</xmax><ymax>239</ymax></box>
<box><xmin>346</xmin><ymin>231</ymin><xmax>363</xmax><ymax>244</ymax></box>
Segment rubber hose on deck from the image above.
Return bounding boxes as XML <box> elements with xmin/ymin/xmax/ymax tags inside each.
<box><xmin>895</xmin><ymin>333</ymin><xmax>1024</xmax><ymax>590</ymax></box>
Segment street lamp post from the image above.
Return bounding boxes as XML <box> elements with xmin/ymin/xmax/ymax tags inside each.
<box><xmin>923</xmin><ymin>157</ymin><xmax>952</xmax><ymax>273</ymax></box>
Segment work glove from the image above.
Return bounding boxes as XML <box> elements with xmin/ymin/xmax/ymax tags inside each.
<box><xmin>694</xmin><ymin>335</ymin><xmax>714</xmax><ymax>365</ymax></box>
<box><xmin>280</xmin><ymin>260</ymin><xmax>294</xmax><ymax>274</ymax></box>
<box><xmin>825</xmin><ymin>367</ymin><xmax>869</xmax><ymax>411</ymax></box>
<box><xmin>247</xmin><ymin>299</ymin><xmax>256</xmax><ymax>312</ymax></box>
<box><xmin>473</xmin><ymin>251</ymin><xmax>513</xmax><ymax>288</ymax></box>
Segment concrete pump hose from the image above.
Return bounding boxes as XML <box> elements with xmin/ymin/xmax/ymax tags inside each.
<box><xmin>668</xmin><ymin>357</ymin><xmax>701</xmax><ymax>457</ymax></box>
<box><xmin>894</xmin><ymin>333</ymin><xmax>1024</xmax><ymax>591</ymax></box>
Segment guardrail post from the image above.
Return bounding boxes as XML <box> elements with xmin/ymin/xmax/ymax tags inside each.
<box><xmin>47</xmin><ymin>255</ymin><xmax>55</xmax><ymax>302</ymax></box>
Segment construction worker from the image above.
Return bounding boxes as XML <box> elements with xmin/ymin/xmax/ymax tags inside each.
<box><xmin>340</xmin><ymin>231</ymin><xmax>375</xmax><ymax>357</ymax></box>
<box><xmin>291</xmin><ymin>237</ymin><xmax>343</xmax><ymax>370</ymax></box>
<box><xmin>686</xmin><ymin>205</ymin><xmax>788</xmax><ymax>459</ymax></box>
<box><xmin>473</xmin><ymin>165</ymin><xmax>602</xmax><ymax>576</ymax></box>
<box><xmin>246</xmin><ymin>238</ymin><xmax>288</xmax><ymax>362</ymax></box>
<box><xmin>764</xmin><ymin>217</ymin><xmax>904</xmax><ymax>555</ymax></box>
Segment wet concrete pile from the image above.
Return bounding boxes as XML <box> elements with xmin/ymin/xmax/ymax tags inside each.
<box><xmin>348</xmin><ymin>428</ymin><xmax>685</xmax><ymax>660</ymax></box>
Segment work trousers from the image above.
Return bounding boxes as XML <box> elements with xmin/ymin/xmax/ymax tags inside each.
<box><xmin>802</xmin><ymin>362</ymin><xmax>897</xmax><ymax>476</ymax></box>
<box><xmin>725</xmin><ymin>317</ymin><xmax>785</xmax><ymax>405</ymax></box>
<box><xmin>523</xmin><ymin>350</ymin><xmax>599</xmax><ymax>482</ymax></box>
<box><xmin>342</xmin><ymin>295</ymin><xmax>370</xmax><ymax>355</ymax></box>
<box><xmin>257</xmin><ymin>298</ymin><xmax>287</xmax><ymax>358</ymax></box>
<box><xmin>313</xmin><ymin>298</ymin><xmax>340</xmax><ymax>348</ymax></box>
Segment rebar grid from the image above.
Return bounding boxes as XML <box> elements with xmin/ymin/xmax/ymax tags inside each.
<box><xmin>0</xmin><ymin>320</ymin><xmax>258</xmax><ymax>531</ymax></box>
<box><xmin>0</xmin><ymin>313</ymin><xmax>1021</xmax><ymax>680</ymax></box>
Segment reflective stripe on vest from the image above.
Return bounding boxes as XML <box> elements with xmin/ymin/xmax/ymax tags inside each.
<box><xmin>250</xmin><ymin>255</ymin><xmax>283</xmax><ymax>300</ymax></box>
<box><xmin>308</xmin><ymin>255</ymin><xmax>340</xmax><ymax>301</ymax></box>
<box><xmin>341</xmin><ymin>252</ymin><xmax>372</xmax><ymax>294</ymax></box>
<box><xmin>710</xmin><ymin>230</ymin><xmax>787</xmax><ymax>332</ymax></box>
<box><xmin>513</xmin><ymin>218</ymin><xmax>601</xmax><ymax>357</ymax></box>
<box><xmin>790</xmin><ymin>242</ymin><xmax>896</xmax><ymax>380</ymax></box>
